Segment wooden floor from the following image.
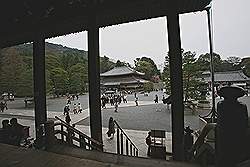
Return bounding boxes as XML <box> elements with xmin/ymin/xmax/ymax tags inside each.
<box><xmin>0</xmin><ymin>144</ymin><xmax>128</xmax><ymax>167</ymax></box>
<box><xmin>0</xmin><ymin>143</ymin><xmax>200</xmax><ymax>167</ymax></box>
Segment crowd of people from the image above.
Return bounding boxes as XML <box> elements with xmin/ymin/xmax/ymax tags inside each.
<box><xmin>0</xmin><ymin>118</ymin><xmax>27</xmax><ymax>146</ymax></box>
<box><xmin>63</xmin><ymin>94</ymin><xmax>82</xmax><ymax>125</ymax></box>
<box><xmin>101</xmin><ymin>93</ymin><xmax>127</xmax><ymax>109</ymax></box>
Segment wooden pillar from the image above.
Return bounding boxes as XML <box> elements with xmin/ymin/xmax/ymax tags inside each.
<box><xmin>33</xmin><ymin>36</ymin><xmax>47</xmax><ymax>148</ymax></box>
<box><xmin>87</xmin><ymin>9</ymin><xmax>103</xmax><ymax>145</ymax></box>
<box><xmin>44</xmin><ymin>120</ymin><xmax>55</xmax><ymax>149</ymax></box>
<box><xmin>166</xmin><ymin>14</ymin><xmax>184</xmax><ymax>161</ymax></box>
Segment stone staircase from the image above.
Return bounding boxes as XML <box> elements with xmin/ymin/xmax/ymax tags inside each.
<box><xmin>48</xmin><ymin>144</ymin><xmax>198</xmax><ymax>167</ymax></box>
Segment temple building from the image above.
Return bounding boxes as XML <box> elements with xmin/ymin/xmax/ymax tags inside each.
<box><xmin>202</xmin><ymin>70</ymin><xmax>250</xmax><ymax>87</ymax></box>
<box><xmin>100</xmin><ymin>66</ymin><xmax>149</xmax><ymax>90</ymax></box>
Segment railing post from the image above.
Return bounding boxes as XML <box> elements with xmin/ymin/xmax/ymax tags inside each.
<box><xmin>44</xmin><ymin>120</ymin><xmax>55</xmax><ymax>150</ymax></box>
<box><xmin>61</xmin><ymin>124</ymin><xmax>64</xmax><ymax>142</ymax></box>
<box><xmin>67</xmin><ymin>127</ymin><xmax>73</xmax><ymax>145</ymax></box>
<box><xmin>88</xmin><ymin>139</ymin><xmax>91</xmax><ymax>150</ymax></box>
<box><xmin>130</xmin><ymin>144</ymin><xmax>132</xmax><ymax>156</ymax></box>
<box><xmin>133</xmin><ymin>147</ymin><xmax>136</xmax><ymax>156</ymax></box>
<box><xmin>117</xmin><ymin>128</ymin><xmax>120</xmax><ymax>154</ymax></box>
<box><xmin>120</xmin><ymin>133</ymin><xmax>123</xmax><ymax>155</ymax></box>
<box><xmin>80</xmin><ymin>135</ymin><xmax>86</xmax><ymax>148</ymax></box>
<box><xmin>126</xmin><ymin>139</ymin><xmax>129</xmax><ymax>155</ymax></box>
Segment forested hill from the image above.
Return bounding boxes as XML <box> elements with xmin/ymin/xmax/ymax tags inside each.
<box><xmin>12</xmin><ymin>42</ymin><xmax>88</xmax><ymax>59</ymax></box>
<box><xmin>0</xmin><ymin>42</ymin><xmax>114</xmax><ymax>97</ymax></box>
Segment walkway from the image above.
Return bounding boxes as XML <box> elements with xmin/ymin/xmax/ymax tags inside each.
<box><xmin>0</xmin><ymin>100</ymin><xmax>209</xmax><ymax>158</ymax></box>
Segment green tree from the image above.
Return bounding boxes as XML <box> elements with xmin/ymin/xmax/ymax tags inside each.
<box><xmin>162</xmin><ymin>50</ymin><xmax>203</xmax><ymax>101</ymax></box>
<box><xmin>196</xmin><ymin>53</ymin><xmax>223</xmax><ymax>72</ymax></box>
<box><xmin>50</xmin><ymin>68</ymin><xmax>69</xmax><ymax>96</ymax></box>
<box><xmin>134</xmin><ymin>57</ymin><xmax>160</xmax><ymax>80</ymax></box>
<box><xmin>68</xmin><ymin>63</ymin><xmax>88</xmax><ymax>93</ymax></box>
<box><xmin>143</xmin><ymin>82</ymin><xmax>154</xmax><ymax>92</ymax></box>
<box><xmin>240</xmin><ymin>58</ymin><xmax>250</xmax><ymax>77</ymax></box>
<box><xmin>100</xmin><ymin>56</ymin><xmax>115</xmax><ymax>73</ymax></box>
<box><xmin>182</xmin><ymin>51</ymin><xmax>203</xmax><ymax>100</ymax></box>
<box><xmin>0</xmin><ymin>47</ymin><xmax>31</xmax><ymax>96</ymax></box>
<box><xmin>115</xmin><ymin>60</ymin><xmax>127</xmax><ymax>67</ymax></box>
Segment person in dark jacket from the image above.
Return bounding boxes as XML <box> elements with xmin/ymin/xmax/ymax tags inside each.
<box><xmin>65</xmin><ymin>112</ymin><xmax>71</xmax><ymax>125</ymax></box>
<box><xmin>146</xmin><ymin>132</ymin><xmax>152</xmax><ymax>156</ymax></box>
<box><xmin>0</xmin><ymin>119</ymin><xmax>11</xmax><ymax>144</ymax></box>
<box><xmin>9</xmin><ymin>118</ymin><xmax>25</xmax><ymax>146</ymax></box>
<box><xmin>107</xmin><ymin>117</ymin><xmax>115</xmax><ymax>139</ymax></box>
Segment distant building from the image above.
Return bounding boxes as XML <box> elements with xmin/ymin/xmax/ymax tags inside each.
<box><xmin>100</xmin><ymin>66</ymin><xmax>149</xmax><ymax>90</ymax></box>
<box><xmin>201</xmin><ymin>70</ymin><xmax>250</xmax><ymax>88</ymax></box>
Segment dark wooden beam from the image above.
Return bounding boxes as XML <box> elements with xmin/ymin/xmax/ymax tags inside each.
<box><xmin>167</xmin><ymin>14</ymin><xmax>184</xmax><ymax>161</ymax></box>
<box><xmin>33</xmin><ymin>36</ymin><xmax>47</xmax><ymax>148</ymax></box>
<box><xmin>87</xmin><ymin>6</ymin><xmax>103</xmax><ymax>146</ymax></box>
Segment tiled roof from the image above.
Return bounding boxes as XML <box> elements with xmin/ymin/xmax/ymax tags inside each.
<box><xmin>203</xmin><ymin>71</ymin><xmax>250</xmax><ymax>82</ymax></box>
<box><xmin>100</xmin><ymin>66</ymin><xmax>144</xmax><ymax>77</ymax></box>
<box><xmin>101</xmin><ymin>75</ymin><xmax>148</xmax><ymax>86</ymax></box>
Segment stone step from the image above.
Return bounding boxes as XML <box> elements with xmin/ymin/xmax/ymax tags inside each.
<box><xmin>48</xmin><ymin>144</ymin><xmax>198</xmax><ymax>167</ymax></box>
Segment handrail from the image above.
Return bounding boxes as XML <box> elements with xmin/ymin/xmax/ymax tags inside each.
<box><xmin>114</xmin><ymin>120</ymin><xmax>138</xmax><ymax>149</ymax></box>
<box><xmin>113</xmin><ymin>120</ymin><xmax>139</xmax><ymax>156</ymax></box>
<box><xmin>54</xmin><ymin>116</ymin><xmax>103</xmax><ymax>151</ymax></box>
<box><xmin>55</xmin><ymin>116</ymin><xmax>103</xmax><ymax>146</ymax></box>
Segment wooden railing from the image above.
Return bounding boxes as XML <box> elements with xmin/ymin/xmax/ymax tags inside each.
<box><xmin>54</xmin><ymin>116</ymin><xmax>103</xmax><ymax>151</ymax></box>
<box><xmin>114</xmin><ymin>120</ymin><xmax>139</xmax><ymax>157</ymax></box>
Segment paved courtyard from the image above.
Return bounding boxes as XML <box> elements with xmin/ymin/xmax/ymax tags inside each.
<box><xmin>76</xmin><ymin>103</ymin><xmax>203</xmax><ymax>132</ymax></box>
<box><xmin>1</xmin><ymin>91</ymin><xmax>250</xmax><ymax>157</ymax></box>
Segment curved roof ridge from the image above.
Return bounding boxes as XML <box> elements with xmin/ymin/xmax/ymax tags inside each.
<box><xmin>100</xmin><ymin>66</ymin><xmax>145</xmax><ymax>77</ymax></box>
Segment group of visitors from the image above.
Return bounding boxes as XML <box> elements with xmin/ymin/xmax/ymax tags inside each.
<box><xmin>64</xmin><ymin>102</ymin><xmax>82</xmax><ymax>115</ymax></box>
<box><xmin>101</xmin><ymin>93</ymin><xmax>127</xmax><ymax>109</ymax></box>
<box><xmin>0</xmin><ymin>101</ymin><xmax>8</xmax><ymax>112</ymax></box>
<box><xmin>63</xmin><ymin>94</ymin><xmax>82</xmax><ymax>125</ymax></box>
<box><xmin>0</xmin><ymin>118</ymin><xmax>26</xmax><ymax>146</ymax></box>
<box><xmin>66</xmin><ymin>94</ymin><xmax>79</xmax><ymax>105</ymax></box>
<box><xmin>63</xmin><ymin>103</ymin><xmax>82</xmax><ymax>124</ymax></box>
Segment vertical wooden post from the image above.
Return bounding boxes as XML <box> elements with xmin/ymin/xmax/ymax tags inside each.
<box><xmin>120</xmin><ymin>133</ymin><xmax>123</xmax><ymax>155</ymax></box>
<box><xmin>87</xmin><ymin>2</ymin><xmax>103</xmax><ymax>146</ymax></box>
<box><xmin>33</xmin><ymin>36</ymin><xmax>47</xmax><ymax>148</ymax></box>
<box><xmin>167</xmin><ymin>14</ymin><xmax>184</xmax><ymax>161</ymax></box>
<box><xmin>117</xmin><ymin>128</ymin><xmax>120</xmax><ymax>154</ymax></box>
<box><xmin>44</xmin><ymin>120</ymin><xmax>55</xmax><ymax>149</ymax></box>
<box><xmin>126</xmin><ymin>139</ymin><xmax>129</xmax><ymax>155</ymax></box>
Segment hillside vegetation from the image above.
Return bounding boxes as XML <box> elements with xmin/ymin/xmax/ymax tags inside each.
<box><xmin>0</xmin><ymin>43</ymin><xmax>114</xmax><ymax>97</ymax></box>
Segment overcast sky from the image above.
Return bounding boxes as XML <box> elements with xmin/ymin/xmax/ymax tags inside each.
<box><xmin>46</xmin><ymin>1</ymin><xmax>250</xmax><ymax>70</ymax></box>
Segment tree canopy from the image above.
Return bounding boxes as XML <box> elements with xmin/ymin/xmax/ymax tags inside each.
<box><xmin>134</xmin><ymin>57</ymin><xmax>160</xmax><ymax>81</ymax></box>
<box><xmin>0</xmin><ymin>43</ymin><xmax>113</xmax><ymax>97</ymax></box>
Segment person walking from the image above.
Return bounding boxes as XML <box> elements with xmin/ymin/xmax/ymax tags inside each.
<box><xmin>146</xmin><ymin>132</ymin><xmax>152</xmax><ymax>156</ymax></box>
<box><xmin>77</xmin><ymin>102</ymin><xmax>82</xmax><ymax>113</ymax></box>
<box><xmin>154</xmin><ymin>95</ymin><xmax>158</xmax><ymax>103</ymax></box>
<box><xmin>65</xmin><ymin>112</ymin><xmax>71</xmax><ymax>125</ymax></box>
<box><xmin>114</xmin><ymin>102</ymin><xmax>118</xmax><ymax>112</ymax></box>
<box><xmin>73</xmin><ymin>103</ymin><xmax>77</xmax><ymax>114</ymax></box>
<box><xmin>67</xmin><ymin>97</ymin><xmax>71</xmax><ymax>105</ymax></box>
<box><xmin>0</xmin><ymin>101</ymin><xmax>5</xmax><ymax>112</ymax></box>
<box><xmin>3</xmin><ymin>101</ymin><xmax>8</xmax><ymax>110</ymax></box>
<box><xmin>107</xmin><ymin>117</ymin><xmax>115</xmax><ymax>139</ymax></box>
<box><xmin>63</xmin><ymin>105</ymin><xmax>70</xmax><ymax>115</ymax></box>
<box><xmin>123</xmin><ymin>95</ymin><xmax>127</xmax><ymax>103</ymax></box>
<box><xmin>135</xmin><ymin>97</ymin><xmax>138</xmax><ymax>106</ymax></box>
